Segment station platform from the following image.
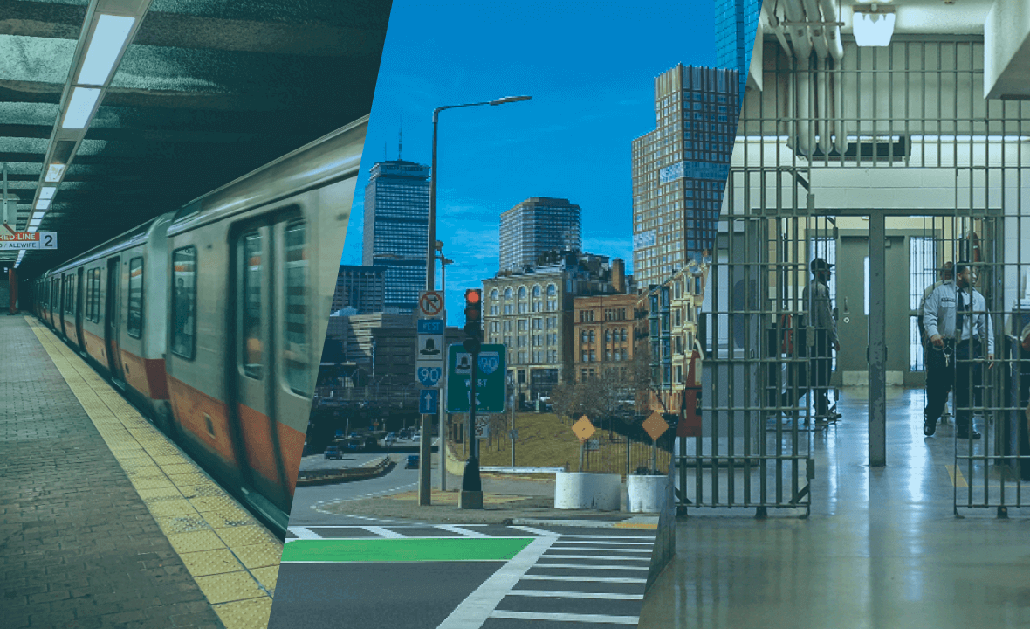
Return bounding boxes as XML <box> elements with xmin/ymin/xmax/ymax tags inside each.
<box><xmin>1</xmin><ymin>314</ymin><xmax>282</xmax><ymax>629</ymax></box>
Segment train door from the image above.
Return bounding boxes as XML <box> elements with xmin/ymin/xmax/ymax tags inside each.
<box><xmin>60</xmin><ymin>274</ymin><xmax>70</xmax><ymax>337</ymax></box>
<box><xmin>75</xmin><ymin>267</ymin><xmax>85</xmax><ymax>350</ymax></box>
<box><xmin>105</xmin><ymin>257</ymin><xmax>125</xmax><ymax>381</ymax></box>
<box><xmin>274</xmin><ymin>219</ymin><xmax>312</xmax><ymax>502</ymax></box>
<box><xmin>231</xmin><ymin>222</ymin><xmax>290</xmax><ymax>514</ymax></box>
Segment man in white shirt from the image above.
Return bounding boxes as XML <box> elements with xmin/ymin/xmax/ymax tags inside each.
<box><xmin>917</xmin><ymin>262</ymin><xmax>953</xmax><ymax>346</ymax></box>
<box><xmin>922</xmin><ymin>263</ymin><xmax>994</xmax><ymax>439</ymax></box>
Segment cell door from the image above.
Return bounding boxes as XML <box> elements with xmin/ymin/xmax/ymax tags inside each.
<box><xmin>233</xmin><ymin>224</ymin><xmax>290</xmax><ymax>514</ymax></box>
<box><xmin>835</xmin><ymin>232</ymin><xmax>908</xmax><ymax>386</ymax></box>
<box><xmin>105</xmin><ymin>258</ymin><xmax>124</xmax><ymax>381</ymax></box>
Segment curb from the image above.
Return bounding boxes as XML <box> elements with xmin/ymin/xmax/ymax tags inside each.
<box><xmin>296</xmin><ymin>456</ymin><xmax>394</xmax><ymax>487</ymax></box>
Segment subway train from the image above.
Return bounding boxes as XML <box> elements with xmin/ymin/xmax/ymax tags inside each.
<box><xmin>31</xmin><ymin>116</ymin><xmax>367</xmax><ymax>538</ymax></box>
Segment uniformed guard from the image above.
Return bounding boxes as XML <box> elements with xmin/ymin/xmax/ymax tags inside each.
<box><xmin>922</xmin><ymin>262</ymin><xmax>994</xmax><ymax>438</ymax></box>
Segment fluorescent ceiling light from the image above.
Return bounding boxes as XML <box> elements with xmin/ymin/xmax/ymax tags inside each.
<box><xmin>31</xmin><ymin>211</ymin><xmax>45</xmax><ymax>221</ymax></box>
<box><xmin>853</xmin><ymin>7</ymin><xmax>896</xmax><ymax>46</ymax></box>
<box><xmin>62</xmin><ymin>87</ymin><xmax>102</xmax><ymax>129</ymax></box>
<box><xmin>36</xmin><ymin>199</ymin><xmax>51</xmax><ymax>211</ymax></box>
<box><xmin>29</xmin><ymin>218</ymin><xmax>42</xmax><ymax>227</ymax></box>
<box><xmin>77</xmin><ymin>15</ymin><xmax>136</xmax><ymax>86</ymax></box>
<box><xmin>39</xmin><ymin>186</ymin><xmax>56</xmax><ymax>200</ymax></box>
<box><xmin>44</xmin><ymin>163</ymin><xmax>66</xmax><ymax>183</ymax></box>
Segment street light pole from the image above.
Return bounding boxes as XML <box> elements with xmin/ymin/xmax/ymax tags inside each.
<box><xmin>423</xmin><ymin>95</ymin><xmax>531</xmax><ymax>510</ymax></box>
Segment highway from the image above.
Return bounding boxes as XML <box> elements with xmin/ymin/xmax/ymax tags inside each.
<box><xmin>289</xmin><ymin>438</ymin><xmax>437</xmax><ymax>526</ymax></box>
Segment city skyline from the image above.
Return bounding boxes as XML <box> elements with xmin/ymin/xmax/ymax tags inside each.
<box><xmin>339</xmin><ymin>0</ymin><xmax>720</xmax><ymax>321</ymax></box>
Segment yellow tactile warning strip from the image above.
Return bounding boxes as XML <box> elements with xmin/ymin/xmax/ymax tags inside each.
<box><xmin>27</xmin><ymin>317</ymin><xmax>281</xmax><ymax>629</ymax></box>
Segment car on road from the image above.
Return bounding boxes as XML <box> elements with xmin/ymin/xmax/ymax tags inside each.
<box><xmin>405</xmin><ymin>455</ymin><xmax>419</xmax><ymax>469</ymax></box>
<box><xmin>324</xmin><ymin>446</ymin><xmax>342</xmax><ymax>460</ymax></box>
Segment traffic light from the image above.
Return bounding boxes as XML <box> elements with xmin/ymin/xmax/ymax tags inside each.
<box><xmin>463</xmin><ymin>288</ymin><xmax>483</xmax><ymax>354</ymax></box>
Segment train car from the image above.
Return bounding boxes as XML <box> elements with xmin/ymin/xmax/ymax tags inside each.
<box><xmin>31</xmin><ymin>116</ymin><xmax>366</xmax><ymax>535</ymax></box>
<box><xmin>164</xmin><ymin>116</ymin><xmax>365</xmax><ymax>531</ymax></box>
<box><xmin>62</xmin><ymin>214</ymin><xmax>178</xmax><ymax>428</ymax></box>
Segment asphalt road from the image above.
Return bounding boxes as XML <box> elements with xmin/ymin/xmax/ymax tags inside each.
<box><xmin>269</xmin><ymin>524</ymin><xmax>655</xmax><ymax>629</ymax></box>
<box><xmin>267</xmin><ymin>561</ymin><xmax>503</xmax><ymax>629</ymax></box>
<box><xmin>289</xmin><ymin>441</ymin><xmax>444</xmax><ymax>526</ymax></box>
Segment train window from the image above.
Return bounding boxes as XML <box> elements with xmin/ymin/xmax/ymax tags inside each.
<box><xmin>171</xmin><ymin>247</ymin><xmax>197</xmax><ymax>359</ymax></box>
<box><xmin>242</xmin><ymin>231</ymin><xmax>263</xmax><ymax>379</ymax></box>
<box><xmin>85</xmin><ymin>270</ymin><xmax>93</xmax><ymax>321</ymax></box>
<box><xmin>284</xmin><ymin>220</ymin><xmax>308</xmax><ymax>395</ymax></box>
<box><xmin>87</xmin><ymin>268</ymin><xmax>99</xmax><ymax>322</ymax></box>
<box><xmin>127</xmin><ymin>258</ymin><xmax>144</xmax><ymax>337</ymax></box>
<box><xmin>93</xmin><ymin>268</ymin><xmax>101</xmax><ymax>322</ymax></box>
<box><xmin>64</xmin><ymin>276</ymin><xmax>74</xmax><ymax>315</ymax></box>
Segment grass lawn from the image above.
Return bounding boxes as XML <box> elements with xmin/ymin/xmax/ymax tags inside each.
<box><xmin>452</xmin><ymin>412</ymin><xmax>671</xmax><ymax>476</ymax></box>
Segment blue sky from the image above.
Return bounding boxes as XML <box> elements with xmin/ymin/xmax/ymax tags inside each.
<box><xmin>343</xmin><ymin>0</ymin><xmax>718</xmax><ymax>319</ymax></box>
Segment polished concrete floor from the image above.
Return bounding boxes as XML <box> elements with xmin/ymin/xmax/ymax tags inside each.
<box><xmin>639</xmin><ymin>386</ymin><xmax>1030</xmax><ymax>629</ymax></box>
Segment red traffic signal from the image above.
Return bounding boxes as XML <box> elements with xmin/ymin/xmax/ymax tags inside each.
<box><xmin>464</xmin><ymin>289</ymin><xmax>483</xmax><ymax>323</ymax></box>
<box><xmin>464</xmin><ymin>289</ymin><xmax>483</xmax><ymax>353</ymax></box>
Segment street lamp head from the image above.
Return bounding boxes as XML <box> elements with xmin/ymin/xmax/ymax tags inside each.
<box><xmin>490</xmin><ymin>95</ymin><xmax>532</xmax><ymax>106</ymax></box>
<box><xmin>435</xmin><ymin>240</ymin><xmax>444</xmax><ymax>250</ymax></box>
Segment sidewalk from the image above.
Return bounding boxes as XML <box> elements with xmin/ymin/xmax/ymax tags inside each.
<box><xmin>319</xmin><ymin>449</ymin><xmax>660</xmax><ymax>528</ymax></box>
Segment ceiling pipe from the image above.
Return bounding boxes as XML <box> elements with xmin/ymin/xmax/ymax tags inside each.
<box><xmin>783</xmin><ymin>0</ymin><xmax>814</xmax><ymax>156</ymax></box>
<box><xmin>819</xmin><ymin>0</ymin><xmax>847</xmax><ymax>155</ymax></box>
<box><xmin>816</xmin><ymin>56</ymin><xmax>831</xmax><ymax>155</ymax></box>
<box><xmin>802</xmin><ymin>0</ymin><xmax>830</xmax><ymax>59</ymax></box>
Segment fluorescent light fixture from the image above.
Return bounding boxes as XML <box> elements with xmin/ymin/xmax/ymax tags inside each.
<box><xmin>29</xmin><ymin>218</ymin><xmax>42</xmax><ymax>228</ymax></box>
<box><xmin>77</xmin><ymin>15</ymin><xmax>136</xmax><ymax>86</ymax></box>
<box><xmin>44</xmin><ymin>163</ymin><xmax>66</xmax><ymax>183</ymax></box>
<box><xmin>36</xmin><ymin>199</ymin><xmax>51</xmax><ymax>211</ymax></box>
<box><xmin>853</xmin><ymin>5</ymin><xmax>896</xmax><ymax>46</ymax></box>
<box><xmin>39</xmin><ymin>186</ymin><xmax>56</xmax><ymax>200</ymax></box>
<box><xmin>17</xmin><ymin>250</ymin><xmax>26</xmax><ymax>264</ymax></box>
<box><xmin>61</xmin><ymin>87</ymin><xmax>102</xmax><ymax>129</ymax></box>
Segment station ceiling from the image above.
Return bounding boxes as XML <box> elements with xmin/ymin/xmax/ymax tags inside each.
<box><xmin>0</xmin><ymin>0</ymin><xmax>392</xmax><ymax>277</ymax></box>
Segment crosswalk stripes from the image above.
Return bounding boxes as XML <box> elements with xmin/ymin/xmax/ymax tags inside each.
<box><xmin>286</xmin><ymin>523</ymin><xmax>542</xmax><ymax>540</ymax></box>
<box><xmin>482</xmin><ymin>530</ymin><xmax>657</xmax><ymax>627</ymax></box>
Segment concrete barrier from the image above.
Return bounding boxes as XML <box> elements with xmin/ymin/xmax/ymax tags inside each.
<box><xmin>296</xmin><ymin>456</ymin><xmax>393</xmax><ymax>486</ymax></box>
<box><xmin>627</xmin><ymin>474</ymin><xmax>670</xmax><ymax>513</ymax></box>
<box><xmin>554</xmin><ymin>472</ymin><xmax>622</xmax><ymax>511</ymax></box>
<box><xmin>480</xmin><ymin>466</ymin><xmax>566</xmax><ymax>474</ymax></box>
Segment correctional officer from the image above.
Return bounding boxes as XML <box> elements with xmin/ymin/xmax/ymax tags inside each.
<box><xmin>922</xmin><ymin>263</ymin><xmax>994</xmax><ymax>439</ymax></box>
<box><xmin>917</xmin><ymin>262</ymin><xmax>953</xmax><ymax>346</ymax></box>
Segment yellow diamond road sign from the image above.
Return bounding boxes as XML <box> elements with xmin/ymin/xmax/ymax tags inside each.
<box><xmin>643</xmin><ymin>410</ymin><xmax>669</xmax><ymax>440</ymax></box>
<box><xmin>572</xmin><ymin>415</ymin><xmax>595</xmax><ymax>441</ymax></box>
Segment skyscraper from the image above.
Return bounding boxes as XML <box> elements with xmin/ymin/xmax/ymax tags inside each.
<box><xmin>631</xmin><ymin>65</ymin><xmax>739</xmax><ymax>289</ymax></box>
<box><xmin>331</xmin><ymin>265</ymin><xmax>387</xmax><ymax>314</ymax></box>
<box><xmin>362</xmin><ymin>160</ymin><xmax>430</xmax><ymax>313</ymax></box>
<box><xmin>499</xmin><ymin>197</ymin><xmax>582</xmax><ymax>272</ymax></box>
<box><xmin>716</xmin><ymin>0</ymin><xmax>762</xmax><ymax>98</ymax></box>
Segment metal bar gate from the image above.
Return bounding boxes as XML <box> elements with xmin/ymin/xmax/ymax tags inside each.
<box><xmin>675</xmin><ymin>35</ymin><xmax>1030</xmax><ymax>518</ymax></box>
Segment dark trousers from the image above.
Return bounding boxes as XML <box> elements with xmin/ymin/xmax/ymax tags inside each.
<box><xmin>925</xmin><ymin>339</ymin><xmax>981</xmax><ymax>432</ymax></box>
<box><xmin>770</xmin><ymin>331</ymin><xmax>833</xmax><ymax>417</ymax></box>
